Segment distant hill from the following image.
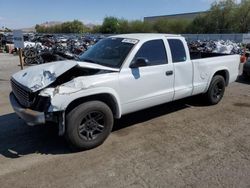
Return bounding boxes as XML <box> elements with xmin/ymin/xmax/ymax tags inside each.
<box><xmin>85</xmin><ymin>23</ymin><xmax>96</xmax><ymax>29</ymax></box>
<box><xmin>19</xmin><ymin>21</ymin><xmax>97</xmax><ymax>32</ymax></box>
<box><xmin>19</xmin><ymin>26</ymin><xmax>36</xmax><ymax>32</ymax></box>
<box><xmin>39</xmin><ymin>21</ymin><xmax>97</xmax><ymax>29</ymax></box>
<box><xmin>39</xmin><ymin>21</ymin><xmax>63</xmax><ymax>27</ymax></box>
<box><xmin>18</xmin><ymin>21</ymin><xmax>62</xmax><ymax>32</ymax></box>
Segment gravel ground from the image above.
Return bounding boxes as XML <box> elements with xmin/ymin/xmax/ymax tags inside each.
<box><xmin>0</xmin><ymin>53</ymin><xmax>250</xmax><ymax>188</ymax></box>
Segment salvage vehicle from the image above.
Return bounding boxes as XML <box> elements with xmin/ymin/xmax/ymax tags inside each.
<box><xmin>9</xmin><ymin>34</ymin><xmax>240</xmax><ymax>151</ymax></box>
<box><xmin>243</xmin><ymin>53</ymin><xmax>250</xmax><ymax>77</ymax></box>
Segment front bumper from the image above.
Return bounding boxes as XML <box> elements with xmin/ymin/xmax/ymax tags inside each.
<box><xmin>9</xmin><ymin>92</ymin><xmax>45</xmax><ymax>126</ymax></box>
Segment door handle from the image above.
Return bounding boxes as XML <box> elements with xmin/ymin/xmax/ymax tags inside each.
<box><xmin>165</xmin><ymin>70</ymin><xmax>173</xmax><ymax>76</ymax></box>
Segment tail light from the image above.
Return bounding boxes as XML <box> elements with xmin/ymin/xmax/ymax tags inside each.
<box><xmin>240</xmin><ymin>55</ymin><xmax>246</xmax><ymax>63</ymax></box>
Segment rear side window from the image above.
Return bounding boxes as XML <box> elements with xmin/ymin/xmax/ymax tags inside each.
<box><xmin>133</xmin><ymin>39</ymin><xmax>168</xmax><ymax>66</ymax></box>
<box><xmin>168</xmin><ymin>39</ymin><xmax>187</xmax><ymax>63</ymax></box>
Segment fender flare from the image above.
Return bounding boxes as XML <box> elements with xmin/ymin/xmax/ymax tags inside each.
<box><xmin>48</xmin><ymin>87</ymin><xmax>122</xmax><ymax>118</ymax></box>
<box><xmin>205</xmin><ymin>67</ymin><xmax>229</xmax><ymax>92</ymax></box>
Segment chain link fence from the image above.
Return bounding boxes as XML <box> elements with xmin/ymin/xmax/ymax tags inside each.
<box><xmin>182</xmin><ymin>33</ymin><xmax>250</xmax><ymax>43</ymax></box>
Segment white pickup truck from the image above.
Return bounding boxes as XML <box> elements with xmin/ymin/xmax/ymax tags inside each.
<box><xmin>9</xmin><ymin>34</ymin><xmax>240</xmax><ymax>150</ymax></box>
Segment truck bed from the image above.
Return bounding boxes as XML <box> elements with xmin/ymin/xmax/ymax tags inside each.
<box><xmin>191</xmin><ymin>53</ymin><xmax>240</xmax><ymax>96</ymax></box>
<box><xmin>190</xmin><ymin>51</ymin><xmax>231</xmax><ymax>60</ymax></box>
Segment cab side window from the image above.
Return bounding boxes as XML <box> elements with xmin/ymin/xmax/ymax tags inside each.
<box><xmin>133</xmin><ymin>39</ymin><xmax>168</xmax><ymax>66</ymax></box>
<box><xmin>168</xmin><ymin>39</ymin><xmax>187</xmax><ymax>63</ymax></box>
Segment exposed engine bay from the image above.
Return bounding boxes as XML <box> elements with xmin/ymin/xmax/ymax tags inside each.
<box><xmin>50</xmin><ymin>67</ymin><xmax>110</xmax><ymax>87</ymax></box>
<box><xmin>11</xmin><ymin>60</ymin><xmax>118</xmax><ymax>113</ymax></box>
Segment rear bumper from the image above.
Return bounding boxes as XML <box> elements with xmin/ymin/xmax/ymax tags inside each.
<box><xmin>9</xmin><ymin>92</ymin><xmax>45</xmax><ymax>126</ymax></box>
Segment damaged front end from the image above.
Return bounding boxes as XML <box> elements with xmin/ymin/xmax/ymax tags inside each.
<box><xmin>10</xmin><ymin>60</ymin><xmax>119</xmax><ymax>135</ymax></box>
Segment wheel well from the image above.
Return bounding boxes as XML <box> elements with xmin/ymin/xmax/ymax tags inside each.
<box><xmin>214</xmin><ymin>70</ymin><xmax>229</xmax><ymax>86</ymax></box>
<box><xmin>65</xmin><ymin>94</ymin><xmax>119</xmax><ymax>118</ymax></box>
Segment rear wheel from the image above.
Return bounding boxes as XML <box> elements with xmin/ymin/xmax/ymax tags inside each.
<box><xmin>205</xmin><ymin>75</ymin><xmax>226</xmax><ymax>105</ymax></box>
<box><xmin>65</xmin><ymin>101</ymin><xmax>113</xmax><ymax>151</ymax></box>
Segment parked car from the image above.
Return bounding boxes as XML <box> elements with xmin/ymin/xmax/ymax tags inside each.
<box><xmin>243</xmin><ymin>53</ymin><xmax>250</xmax><ymax>77</ymax></box>
<box><xmin>9</xmin><ymin>34</ymin><xmax>240</xmax><ymax>151</ymax></box>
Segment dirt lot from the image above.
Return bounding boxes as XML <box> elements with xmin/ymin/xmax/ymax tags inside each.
<box><xmin>0</xmin><ymin>53</ymin><xmax>250</xmax><ymax>188</ymax></box>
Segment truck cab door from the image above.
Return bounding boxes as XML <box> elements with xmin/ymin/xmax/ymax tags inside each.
<box><xmin>119</xmin><ymin>39</ymin><xmax>174</xmax><ymax>115</ymax></box>
<box><xmin>167</xmin><ymin>38</ymin><xmax>193</xmax><ymax>100</ymax></box>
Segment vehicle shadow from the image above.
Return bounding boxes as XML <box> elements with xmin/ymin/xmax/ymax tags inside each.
<box><xmin>0</xmin><ymin>97</ymin><xmax>206</xmax><ymax>158</ymax></box>
<box><xmin>113</xmin><ymin>96</ymin><xmax>207</xmax><ymax>131</ymax></box>
<box><xmin>0</xmin><ymin>113</ymin><xmax>70</xmax><ymax>158</ymax></box>
<box><xmin>236</xmin><ymin>75</ymin><xmax>250</xmax><ymax>85</ymax></box>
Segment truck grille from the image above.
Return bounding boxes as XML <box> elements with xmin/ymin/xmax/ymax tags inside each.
<box><xmin>11</xmin><ymin>79</ymin><xmax>36</xmax><ymax>107</ymax></box>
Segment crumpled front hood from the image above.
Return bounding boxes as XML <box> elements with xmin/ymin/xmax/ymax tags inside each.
<box><xmin>11</xmin><ymin>60</ymin><xmax>119</xmax><ymax>92</ymax></box>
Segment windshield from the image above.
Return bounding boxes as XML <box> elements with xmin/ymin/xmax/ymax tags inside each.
<box><xmin>78</xmin><ymin>37</ymin><xmax>138</xmax><ymax>68</ymax></box>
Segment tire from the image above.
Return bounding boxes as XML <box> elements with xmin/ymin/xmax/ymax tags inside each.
<box><xmin>205</xmin><ymin>75</ymin><xmax>226</xmax><ymax>105</ymax></box>
<box><xmin>65</xmin><ymin>101</ymin><xmax>114</xmax><ymax>151</ymax></box>
<box><xmin>24</xmin><ymin>47</ymin><xmax>37</xmax><ymax>58</ymax></box>
<box><xmin>24</xmin><ymin>57</ymin><xmax>35</xmax><ymax>65</ymax></box>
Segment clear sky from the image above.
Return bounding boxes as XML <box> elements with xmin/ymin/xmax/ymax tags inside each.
<box><xmin>0</xmin><ymin>0</ymin><xmax>215</xmax><ymax>29</ymax></box>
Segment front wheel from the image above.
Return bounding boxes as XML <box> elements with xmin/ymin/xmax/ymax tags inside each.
<box><xmin>65</xmin><ymin>101</ymin><xmax>114</xmax><ymax>151</ymax></box>
<box><xmin>205</xmin><ymin>75</ymin><xmax>226</xmax><ymax>105</ymax></box>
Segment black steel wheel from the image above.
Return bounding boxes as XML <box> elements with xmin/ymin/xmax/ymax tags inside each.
<box><xmin>65</xmin><ymin>101</ymin><xmax>113</xmax><ymax>151</ymax></box>
<box><xmin>205</xmin><ymin>75</ymin><xmax>225</xmax><ymax>105</ymax></box>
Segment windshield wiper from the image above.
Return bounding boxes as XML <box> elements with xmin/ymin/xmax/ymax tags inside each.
<box><xmin>80</xmin><ymin>58</ymin><xmax>98</xmax><ymax>64</ymax></box>
<box><xmin>80</xmin><ymin>58</ymin><xmax>118</xmax><ymax>69</ymax></box>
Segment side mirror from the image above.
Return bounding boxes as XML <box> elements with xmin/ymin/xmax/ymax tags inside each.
<box><xmin>129</xmin><ymin>58</ymin><xmax>148</xmax><ymax>68</ymax></box>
